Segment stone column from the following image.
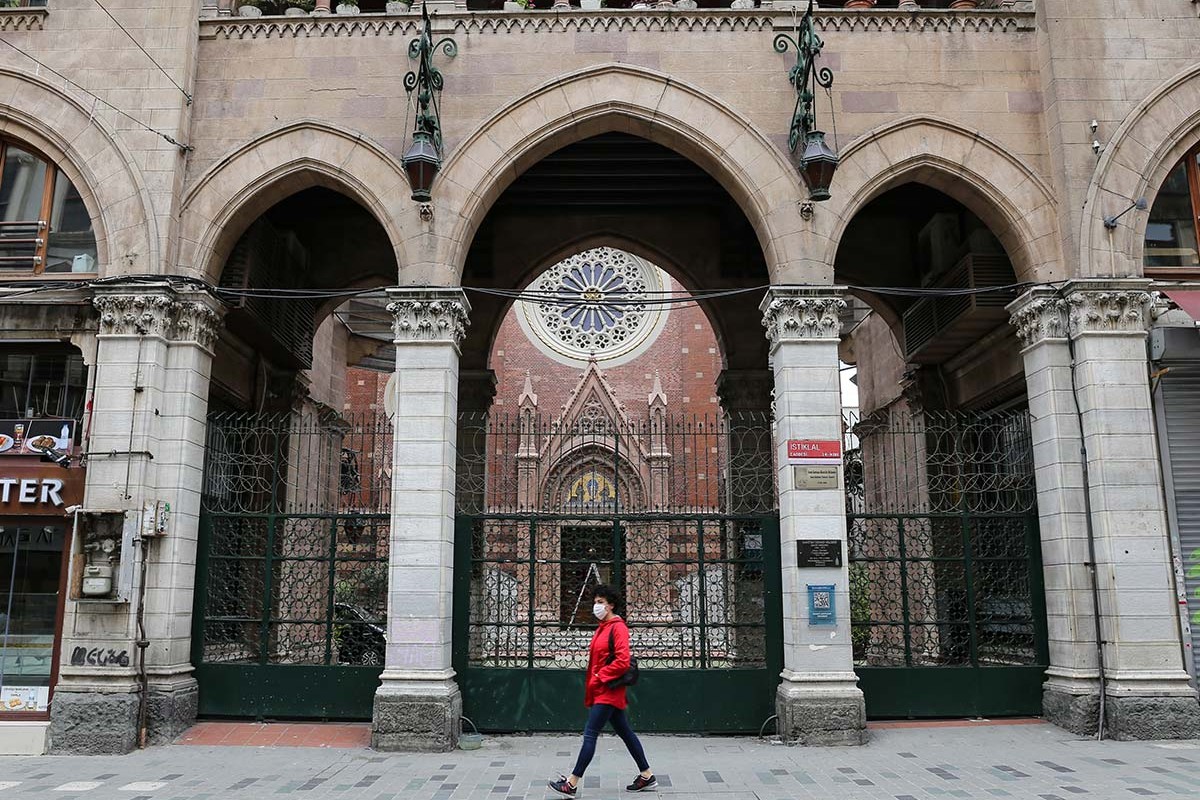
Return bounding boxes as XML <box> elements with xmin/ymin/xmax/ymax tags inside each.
<box><xmin>1009</xmin><ymin>281</ymin><xmax>1200</xmax><ymax>740</ymax></box>
<box><xmin>373</xmin><ymin>288</ymin><xmax>469</xmax><ymax>752</ymax></box>
<box><xmin>51</xmin><ymin>285</ymin><xmax>223</xmax><ymax>754</ymax></box>
<box><xmin>760</xmin><ymin>287</ymin><xmax>866</xmax><ymax>746</ymax></box>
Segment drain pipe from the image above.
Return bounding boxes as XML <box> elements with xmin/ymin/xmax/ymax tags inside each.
<box><xmin>1061</xmin><ymin>297</ymin><xmax>1107</xmax><ymax>741</ymax></box>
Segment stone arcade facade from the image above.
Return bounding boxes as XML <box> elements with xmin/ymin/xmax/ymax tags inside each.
<box><xmin>0</xmin><ymin>0</ymin><xmax>1199</xmax><ymax>753</ymax></box>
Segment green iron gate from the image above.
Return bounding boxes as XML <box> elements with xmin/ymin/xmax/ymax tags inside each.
<box><xmin>453</xmin><ymin>412</ymin><xmax>782</xmax><ymax>733</ymax></box>
<box><xmin>192</xmin><ymin>411</ymin><xmax>391</xmax><ymax>719</ymax></box>
<box><xmin>845</xmin><ymin>409</ymin><xmax>1049</xmax><ymax>718</ymax></box>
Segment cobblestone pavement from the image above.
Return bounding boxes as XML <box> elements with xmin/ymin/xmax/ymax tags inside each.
<box><xmin>2</xmin><ymin>721</ymin><xmax>1200</xmax><ymax>799</ymax></box>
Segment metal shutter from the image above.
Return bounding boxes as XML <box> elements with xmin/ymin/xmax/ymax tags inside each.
<box><xmin>1158</xmin><ymin>359</ymin><xmax>1200</xmax><ymax>679</ymax></box>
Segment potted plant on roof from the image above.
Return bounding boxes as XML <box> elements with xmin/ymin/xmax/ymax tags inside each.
<box><xmin>580</xmin><ymin>0</ymin><xmax>602</xmax><ymax>10</ymax></box>
<box><xmin>949</xmin><ymin>0</ymin><xmax>980</xmax><ymax>8</ymax></box>
<box><xmin>385</xmin><ymin>0</ymin><xmax>410</xmax><ymax>13</ymax></box>
<box><xmin>284</xmin><ymin>0</ymin><xmax>315</xmax><ymax>15</ymax></box>
<box><xmin>238</xmin><ymin>0</ymin><xmax>263</xmax><ymax>16</ymax></box>
<box><xmin>336</xmin><ymin>0</ymin><xmax>359</xmax><ymax>13</ymax></box>
<box><xmin>843</xmin><ymin>0</ymin><xmax>876</xmax><ymax>8</ymax></box>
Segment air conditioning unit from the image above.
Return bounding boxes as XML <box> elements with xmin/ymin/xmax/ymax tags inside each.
<box><xmin>221</xmin><ymin>220</ymin><xmax>317</xmax><ymax>368</ymax></box>
<box><xmin>903</xmin><ymin>253</ymin><xmax>1017</xmax><ymax>363</ymax></box>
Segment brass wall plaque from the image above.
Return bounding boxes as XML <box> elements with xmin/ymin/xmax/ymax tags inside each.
<box><xmin>793</xmin><ymin>464</ymin><xmax>840</xmax><ymax>490</ymax></box>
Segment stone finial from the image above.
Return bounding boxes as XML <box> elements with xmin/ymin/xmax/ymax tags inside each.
<box><xmin>1008</xmin><ymin>288</ymin><xmax>1069</xmax><ymax>349</ymax></box>
<box><xmin>386</xmin><ymin>288</ymin><xmax>470</xmax><ymax>347</ymax></box>
<box><xmin>519</xmin><ymin>370</ymin><xmax>538</xmax><ymax>409</ymax></box>
<box><xmin>648</xmin><ymin>371</ymin><xmax>667</xmax><ymax>408</ymax></box>
<box><xmin>760</xmin><ymin>287</ymin><xmax>847</xmax><ymax>348</ymax></box>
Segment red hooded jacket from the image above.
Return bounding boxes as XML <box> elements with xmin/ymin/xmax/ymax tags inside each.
<box><xmin>584</xmin><ymin>614</ymin><xmax>630</xmax><ymax>709</ymax></box>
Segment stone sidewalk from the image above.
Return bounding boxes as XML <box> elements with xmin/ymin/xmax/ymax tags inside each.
<box><xmin>2</xmin><ymin>720</ymin><xmax>1200</xmax><ymax>799</ymax></box>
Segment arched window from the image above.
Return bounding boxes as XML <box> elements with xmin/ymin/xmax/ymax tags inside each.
<box><xmin>0</xmin><ymin>140</ymin><xmax>97</xmax><ymax>275</ymax></box>
<box><xmin>1145</xmin><ymin>143</ymin><xmax>1200</xmax><ymax>276</ymax></box>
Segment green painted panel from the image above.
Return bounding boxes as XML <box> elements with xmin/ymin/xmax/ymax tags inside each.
<box><xmin>195</xmin><ymin>664</ymin><xmax>382</xmax><ymax>720</ymax></box>
<box><xmin>855</xmin><ymin>666</ymin><xmax>1046</xmax><ymax>719</ymax></box>
<box><xmin>459</xmin><ymin>668</ymin><xmax>777</xmax><ymax>733</ymax></box>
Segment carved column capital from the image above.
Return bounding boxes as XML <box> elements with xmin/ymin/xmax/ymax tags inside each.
<box><xmin>93</xmin><ymin>290</ymin><xmax>176</xmax><ymax>339</ymax></box>
<box><xmin>386</xmin><ymin>288</ymin><xmax>470</xmax><ymax>349</ymax></box>
<box><xmin>1008</xmin><ymin>287</ymin><xmax>1070</xmax><ymax>349</ymax></box>
<box><xmin>172</xmin><ymin>291</ymin><xmax>225</xmax><ymax>350</ymax></box>
<box><xmin>760</xmin><ymin>287</ymin><xmax>846</xmax><ymax>350</ymax></box>
<box><xmin>1064</xmin><ymin>280</ymin><xmax>1153</xmax><ymax>337</ymax></box>
<box><xmin>93</xmin><ymin>284</ymin><xmax>225</xmax><ymax>348</ymax></box>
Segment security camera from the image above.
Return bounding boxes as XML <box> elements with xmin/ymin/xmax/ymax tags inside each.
<box><xmin>37</xmin><ymin>447</ymin><xmax>73</xmax><ymax>469</ymax></box>
<box><xmin>1091</xmin><ymin>140</ymin><xmax>1103</xmax><ymax>155</ymax></box>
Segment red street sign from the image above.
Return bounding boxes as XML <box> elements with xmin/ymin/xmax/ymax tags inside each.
<box><xmin>787</xmin><ymin>439</ymin><xmax>842</xmax><ymax>463</ymax></box>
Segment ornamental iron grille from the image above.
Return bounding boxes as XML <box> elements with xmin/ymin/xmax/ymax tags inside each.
<box><xmin>453</xmin><ymin>410</ymin><xmax>782</xmax><ymax>732</ymax></box>
<box><xmin>192</xmin><ymin>410</ymin><xmax>392</xmax><ymax>719</ymax></box>
<box><xmin>844</xmin><ymin>408</ymin><xmax>1049</xmax><ymax>719</ymax></box>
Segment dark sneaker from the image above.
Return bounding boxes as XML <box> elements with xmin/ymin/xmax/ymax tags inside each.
<box><xmin>627</xmin><ymin>774</ymin><xmax>657</xmax><ymax>792</ymax></box>
<box><xmin>549</xmin><ymin>775</ymin><xmax>578</xmax><ymax>797</ymax></box>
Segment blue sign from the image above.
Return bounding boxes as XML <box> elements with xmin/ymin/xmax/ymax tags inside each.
<box><xmin>807</xmin><ymin>584</ymin><xmax>835</xmax><ymax>627</ymax></box>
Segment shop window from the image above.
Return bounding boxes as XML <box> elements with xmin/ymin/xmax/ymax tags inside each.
<box><xmin>1145</xmin><ymin>144</ymin><xmax>1200</xmax><ymax>276</ymax></box>
<box><xmin>0</xmin><ymin>350</ymin><xmax>87</xmax><ymax>422</ymax></box>
<box><xmin>0</xmin><ymin>521</ymin><xmax>67</xmax><ymax>714</ymax></box>
<box><xmin>0</xmin><ymin>141</ymin><xmax>97</xmax><ymax>276</ymax></box>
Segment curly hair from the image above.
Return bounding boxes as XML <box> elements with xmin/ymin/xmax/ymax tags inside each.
<box><xmin>591</xmin><ymin>583</ymin><xmax>624</xmax><ymax>614</ymax></box>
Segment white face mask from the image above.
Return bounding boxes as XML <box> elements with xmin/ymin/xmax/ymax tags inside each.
<box><xmin>592</xmin><ymin>602</ymin><xmax>608</xmax><ymax>620</ymax></box>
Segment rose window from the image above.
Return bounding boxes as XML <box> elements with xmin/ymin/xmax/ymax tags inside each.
<box><xmin>520</xmin><ymin>248</ymin><xmax>669</xmax><ymax>363</ymax></box>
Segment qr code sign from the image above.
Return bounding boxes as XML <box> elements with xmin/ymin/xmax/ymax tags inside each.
<box><xmin>813</xmin><ymin>591</ymin><xmax>831</xmax><ymax>609</ymax></box>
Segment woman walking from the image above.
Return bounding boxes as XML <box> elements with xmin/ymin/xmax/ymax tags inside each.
<box><xmin>549</xmin><ymin>584</ymin><xmax>656</xmax><ymax>796</ymax></box>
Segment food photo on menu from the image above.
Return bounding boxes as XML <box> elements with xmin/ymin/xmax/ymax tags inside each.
<box><xmin>0</xmin><ymin>420</ymin><xmax>75</xmax><ymax>457</ymax></box>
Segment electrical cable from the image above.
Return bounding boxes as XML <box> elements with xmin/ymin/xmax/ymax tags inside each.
<box><xmin>0</xmin><ymin>37</ymin><xmax>192</xmax><ymax>152</ymax></box>
<box><xmin>89</xmin><ymin>0</ymin><xmax>192</xmax><ymax>105</ymax></box>
<box><xmin>1</xmin><ymin>274</ymin><xmax>1193</xmax><ymax>309</ymax></box>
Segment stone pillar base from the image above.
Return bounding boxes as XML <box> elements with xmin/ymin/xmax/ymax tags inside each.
<box><xmin>1044</xmin><ymin>686</ymin><xmax>1200</xmax><ymax>740</ymax></box>
<box><xmin>372</xmin><ymin>682</ymin><xmax>462</xmax><ymax>752</ymax></box>
<box><xmin>146</xmin><ymin>680</ymin><xmax>199</xmax><ymax>745</ymax></box>
<box><xmin>1106</xmin><ymin>695</ymin><xmax>1200</xmax><ymax>741</ymax></box>
<box><xmin>48</xmin><ymin>690</ymin><xmax>138</xmax><ymax>754</ymax></box>
<box><xmin>775</xmin><ymin>683</ymin><xmax>868</xmax><ymax>746</ymax></box>
<box><xmin>1043</xmin><ymin>685</ymin><xmax>1101</xmax><ymax>737</ymax></box>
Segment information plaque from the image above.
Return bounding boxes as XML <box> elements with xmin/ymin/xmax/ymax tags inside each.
<box><xmin>807</xmin><ymin>584</ymin><xmax>836</xmax><ymax>626</ymax></box>
<box><xmin>796</xmin><ymin>539</ymin><xmax>843</xmax><ymax>568</ymax></box>
<box><xmin>793</xmin><ymin>464</ymin><xmax>840</xmax><ymax>490</ymax></box>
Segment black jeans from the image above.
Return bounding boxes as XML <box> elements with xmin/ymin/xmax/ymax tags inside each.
<box><xmin>571</xmin><ymin>703</ymin><xmax>650</xmax><ymax>777</ymax></box>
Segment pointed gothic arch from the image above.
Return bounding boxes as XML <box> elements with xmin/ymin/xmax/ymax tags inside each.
<box><xmin>425</xmin><ymin>63</ymin><xmax>810</xmax><ymax>285</ymax></box>
<box><xmin>821</xmin><ymin>115</ymin><xmax>1060</xmax><ymax>284</ymax></box>
<box><xmin>0</xmin><ymin>65</ymin><xmax>157</xmax><ymax>277</ymax></box>
<box><xmin>1081</xmin><ymin>62</ymin><xmax>1200</xmax><ymax>277</ymax></box>
<box><xmin>176</xmin><ymin>120</ymin><xmax>410</xmax><ymax>284</ymax></box>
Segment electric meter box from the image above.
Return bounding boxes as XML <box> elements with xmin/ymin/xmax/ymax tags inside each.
<box><xmin>69</xmin><ymin>509</ymin><xmax>137</xmax><ymax>604</ymax></box>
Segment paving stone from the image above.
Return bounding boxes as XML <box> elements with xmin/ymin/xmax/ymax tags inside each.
<box><xmin>0</xmin><ymin>725</ymin><xmax>1197</xmax><ymax>799</ymax></box>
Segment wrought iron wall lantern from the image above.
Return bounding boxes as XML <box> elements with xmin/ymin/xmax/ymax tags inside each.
<box><xmin>774</xmin><ymin>0</ymin><xmax>839</xmax><ymax>201</ymax></box>
<box><xmin>402</xmin><ymin>4</ymin><xmax>457</xmax><ymax>204</ymax></box>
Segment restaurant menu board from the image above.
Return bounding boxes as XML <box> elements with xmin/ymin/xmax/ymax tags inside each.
<box><xmin>0</xmin><ymin>686</ymin><xmax>49</xmax><ymax>713</ymax></box>
<box><xmin>0</xmin><ymin>420</ymin><xmax>75</xmax><ymax>457</ymax></box>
